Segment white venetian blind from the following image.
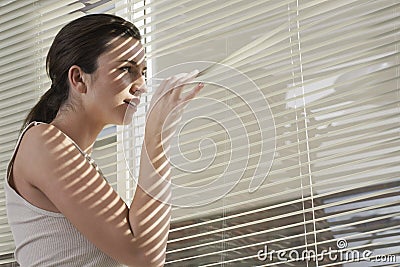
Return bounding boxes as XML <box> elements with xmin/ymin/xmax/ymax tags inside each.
<box><xmin>124</xmin><ymin>0</ymin><xmax>400</xmax><ymax>266</ymax></box>
<box><xmin>1</xmin><ymin>0</ymin><xmax>399</xmax><ymax>266</ymax></box>
<box><xmin>0</xmin><ymin>0</ymin><xmax>146</xmax><ymax>264</ymax></box>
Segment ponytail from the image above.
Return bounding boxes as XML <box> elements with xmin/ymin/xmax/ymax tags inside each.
<box><xmin>22</xmin><ymin>83</ymin><xmax>68</xmax><ymax>130</ymax></box>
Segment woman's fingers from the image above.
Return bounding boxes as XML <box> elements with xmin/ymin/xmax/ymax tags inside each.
<box><xmin>148</xmin><ymin>70</ymin><xmax>203</xmax><ymax>121</ymax></box>
<box><xmin>145</xmin><ymin>70</ymin><xmax>204</xmax><ymax>148</ymax></box>
<box><xmin>181</xmin><ymin>82</ymin><xmax>204</xmax><ymax>104</ymax></box>
<box><xmin>170</xmin><ymin>70</ymin><xmax>199</xmax><ymax>101</ymax></box>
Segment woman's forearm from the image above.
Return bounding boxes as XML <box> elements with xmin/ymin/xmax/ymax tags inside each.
<box><xmin>128</xmin><ymin>73</ymin><xmax>203</xmax><ymax>266</ymax></box>
<box><xmin>129</xmin><ymin>135</ymin><xmax>172</xmax><ymax>266</ymax></box>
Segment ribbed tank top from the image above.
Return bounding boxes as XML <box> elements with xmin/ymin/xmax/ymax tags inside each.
<box><xmin>5</xmin><ymin>121</ymin><xmax>123</xmax><ymax>267</ymax></box>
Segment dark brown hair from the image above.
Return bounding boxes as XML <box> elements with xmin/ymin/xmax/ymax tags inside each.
<box><xmin>23</xmin><ymin>14</ymin><xmax>141</xmax><ymax>128</ymax></box>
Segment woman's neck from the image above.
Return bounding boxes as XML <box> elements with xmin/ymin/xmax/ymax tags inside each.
<box><xmin>50</xmin><ymin>110</ymin><xmax>105</xmax><ymax>155</ymax></box>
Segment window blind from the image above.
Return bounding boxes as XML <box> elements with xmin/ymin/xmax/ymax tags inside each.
<box><xmin>122</xmin><ymin>0</ymin><xmax>400</xmax><ymax>266</ymax></box>
<box><xmin>1</xmin><ymin>0</ymin><xmax>398</xmax><ymax>266</ymax></box>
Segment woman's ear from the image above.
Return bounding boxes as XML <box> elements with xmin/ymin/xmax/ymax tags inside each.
<box><xmin>68</xmin><ymin>65</ymin><xmax>87</xmax><ymax>94</ymax></box>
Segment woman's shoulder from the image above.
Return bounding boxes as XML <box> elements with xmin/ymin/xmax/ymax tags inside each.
<box><xmin>22</xmin><ymin>121</ymin><xmax>63</xmax><ymax>143</ymax></box>
<box><xmin>20</xmin><ymin>122</ymin><xmax>76</xmax><ymax>152</ymax></box>
<box><xmin>16</xmin><ymin>122</ymin><xmax>82</xmax><ymax>183</ymax></box>
<box><xmin>11</xmin><ymin>122</ymin><xmax>81</xmax><ymax>212</ymax></box>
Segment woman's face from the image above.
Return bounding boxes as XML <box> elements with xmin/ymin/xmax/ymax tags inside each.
<box><xmin>84</xmin><ymin>36</ymin><xmax>146</xmax><ymax>125</ymax></box>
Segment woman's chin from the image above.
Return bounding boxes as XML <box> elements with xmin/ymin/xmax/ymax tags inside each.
<box><xmin>121</xmin><ymin>114</ymin><xmax>134</xmax><ymax>125</ymax></box>
<box><xmin>120</xmin><ymin>106</ymin><xmax>135</xmax><ymax>125</ymax></box>
<box><xmin>121</xmin><ymin>119</ymin><xmax>132</xmax><ymax>125</ymax></box>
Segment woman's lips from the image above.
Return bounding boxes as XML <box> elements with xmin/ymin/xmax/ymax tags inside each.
<box><xmin>124</xmin><ymin>99</ymin><xmax>140</xmax><ymax>108</ymax></box>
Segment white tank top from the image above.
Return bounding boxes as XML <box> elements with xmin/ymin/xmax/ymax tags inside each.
<box><xmin>5</xmin><ymin>121</ymin><xmax>123</xmax><ymax>267</ymax></box>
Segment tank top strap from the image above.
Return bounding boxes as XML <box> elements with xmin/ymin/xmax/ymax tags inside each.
<box><xmin>6</xmin><ymin>121</ymin><xmax>44</xmax><ymax>182</ymax></box>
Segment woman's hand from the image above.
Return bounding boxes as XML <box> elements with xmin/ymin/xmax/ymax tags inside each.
<box><xmin>145</xmin><ymin>70</ymin><xmax>204</xmax><ymax>149</ymax></box>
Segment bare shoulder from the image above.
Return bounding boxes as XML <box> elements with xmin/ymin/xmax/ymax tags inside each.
<box><xmin>17</xmin><ymin>123</ymin><xmax>75</xmax><ymax>183</ymax></box>
<box><xmin>15</xmin><ymin>123</ymin><xmax>143</xmax><ymax>265</ymax></box>
<box><xmin>11</xmin><ymin>123</ymin><xmax>64</xmax><ymax>211</ymax></box>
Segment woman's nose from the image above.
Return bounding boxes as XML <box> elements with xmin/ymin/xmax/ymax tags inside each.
<box><xmin>131</xmin><ymin>75</ymin><xmax>147</xmax><ymax>95</ymax></box>
<box><xmin>139</xmin><ymin>75</ymin><xmax>148</xmax><ymax>93</ymax></box>
<box><xmin>133</xmin><ymin>86</ymin><xmax>146</xmax><ymax>96</ymax></box>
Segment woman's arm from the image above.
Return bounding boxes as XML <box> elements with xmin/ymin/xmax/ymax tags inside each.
<box><xmin>129</xmin><ymin>71</ymin><xmax>203</xmax><ymax>266</ymax></box>
<box><xmin>17</xmin><ymin>72</ymin><xmax>202</xmax><ymax>266</ymax></box>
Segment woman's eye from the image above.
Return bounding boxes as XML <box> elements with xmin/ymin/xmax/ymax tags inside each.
<box><xmin>119</xmin><ymin>66</ymin><xmax>146</xmax><ymax>78</ymax></box>
<box><xmin>120</xmin><ymin>66</ymin><xmax>132</xmax><ymax>73</ymax></box>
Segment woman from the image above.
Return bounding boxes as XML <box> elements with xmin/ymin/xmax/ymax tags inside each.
<box><xmin>5</xmin><ymin>14</ymin><xmax>203</xmax><ymax>266</ymax></box>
